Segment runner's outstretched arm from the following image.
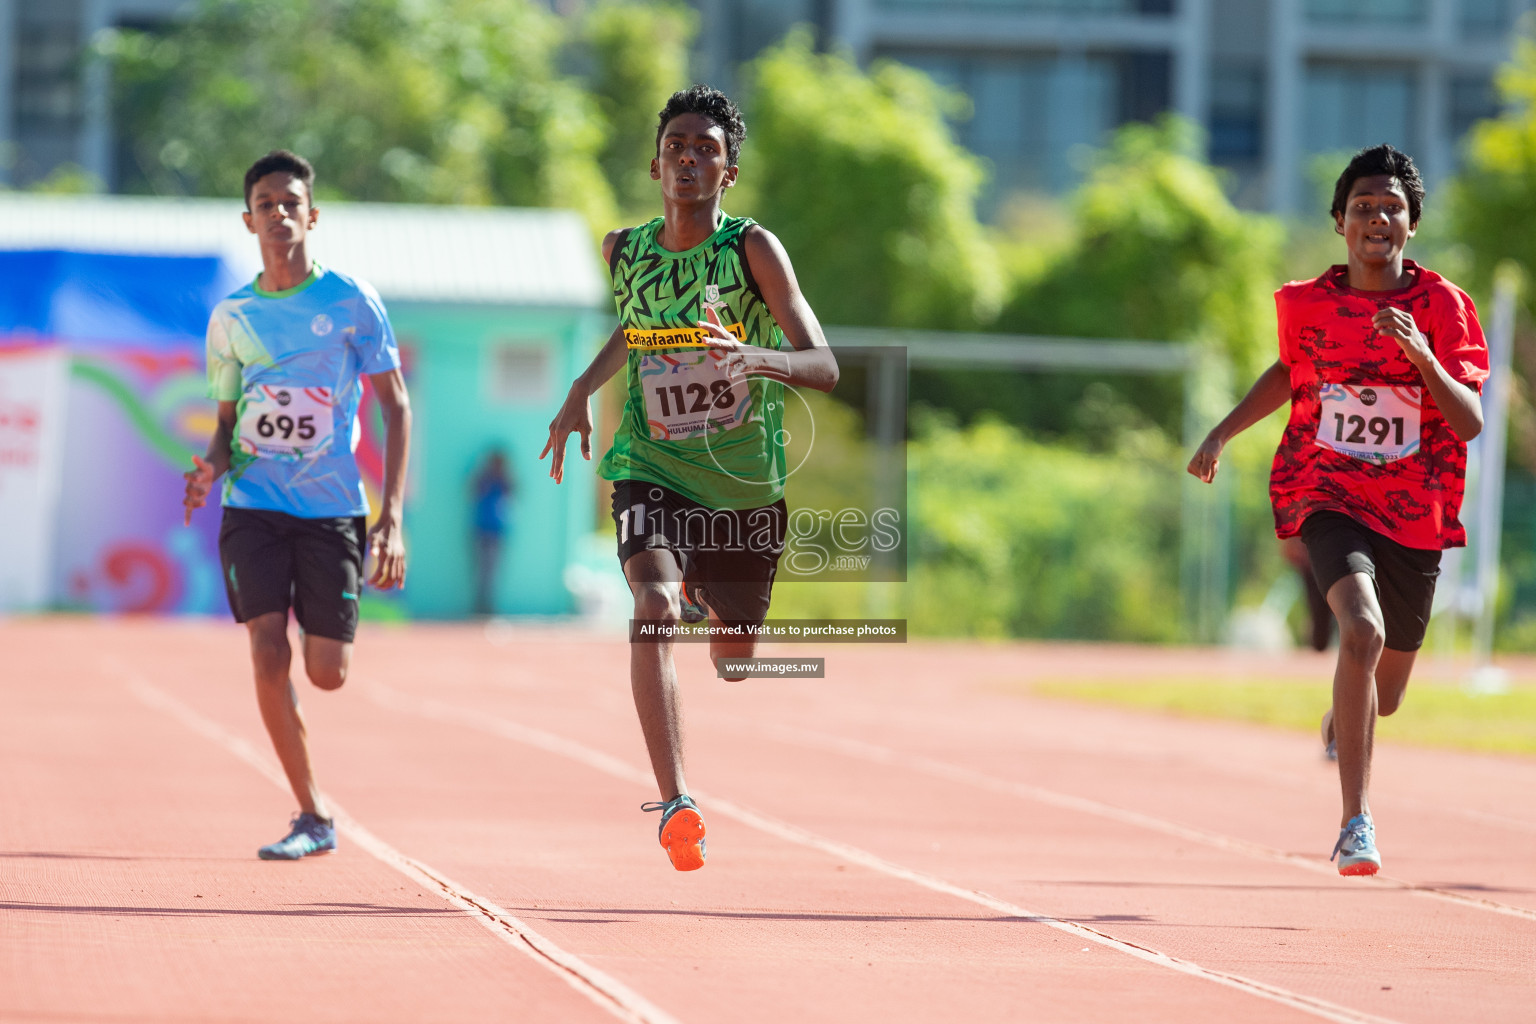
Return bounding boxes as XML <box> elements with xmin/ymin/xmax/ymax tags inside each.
<box><xmin>1373</xmin><ymin>306</ymin><xmax>1483</xmax><ymax>442</ymax></box>
<box><xmin>541</xmin><ymin>322</ymin><xmax>628</xmax><ymax>485</ymax></box>
<box><xmin>183</xmin><ymin>400</ymin><xmax>237</xmax><ymax>525</ymax></box>
<box><xmin>367</xmin><ymin>368</ymin><xmax>411</xmax><ymax>589</ymax></box>
<box><xmin>541</xmin><ymin>229</ymin><xmax>648</xmax><ymax>484</ymax></box>
<box><xmin>1187</xmin><ymin>359</ymin><xmax>1291</xmax><ymax>483</ymax></box>
<box><xmin>698</xmin><ymin>226</ymin><xmax>838</xmax><ymax>392</ymax></box>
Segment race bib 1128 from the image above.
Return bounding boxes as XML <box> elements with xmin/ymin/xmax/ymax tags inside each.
<box><xmin>237</xmin><ymin>385</ymin><xmax>336</xmax><ymax>460</ymax></box>
<box><xmin>1315</xmin><ymin>383</ymin><xmax>1421</xmax><ymax>463</ymax></box>
<box><xmin>639</xmin><ymin>350</ymin><xmax>750</xmax><ymax>441</ymax></box>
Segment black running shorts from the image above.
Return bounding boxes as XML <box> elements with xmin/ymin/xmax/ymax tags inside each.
<box><xmin>219</xmin><ymin>507</ymin><xmax>367</xmax><ymax>643</ymax></box>
<box><xmin>1300</xmin><ymin>510</ymin><xmax>1441</xmax><ymax>652</ymax></box>
<box><xmin>611</xmin><ymin>480</ymin><xmax>786</xmax><ymax>628</ymax></box>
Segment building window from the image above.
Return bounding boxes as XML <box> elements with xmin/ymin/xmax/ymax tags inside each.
<box><xmin>730</xmin><ymin>0</ymin><xmax>816</xmax><ymax>65</ymax></box>
<box><xmin>1208</xmin><ymin>64</ymin><xmax>1264</xmax><ymax>164</ymax></box>
<box><xmin>15</xmin><ymin>23</ymin><xmax>82</xmax><ymax>136</ymax></box>
<box><xmin>1303</xmin><ymin>64</ymin><xmax>1416</xmax><ymax>162</ymax></box>
<box><xmin>1449</xmin><ymin>74</ymin><xmax>1501</xmax><ymax>155</ymax></box>
<box><xmin>1461</xmin><ymin>0</ymin><xmax>1513</xmax><ymax>36</ymax></box>
<box><xmin>1118</xmin><ymin>51</ymin><xmax>1171</xmax><ymax>126</ymax></box>
<box><xmin>1304</xmin><ymin>0</ymin><xmax>1426</xmax><ymax>22</ymax></box>
<box><xmin>887</xmin><ymin>50</ymin><xmax>1117</xmax><ymax>202</ymax></box>
<box><xmin>875</xmin><ymin>1</ymin><xmax>1161</xmax><ymax>13</ymax></box>
<box><xmin>486</xmin><ymin>345</ymin><xmax>553</xmax><ymax>406</ymax></box>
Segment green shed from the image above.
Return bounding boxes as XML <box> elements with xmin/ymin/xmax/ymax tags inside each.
<box><xmin>310</xmin><ymin>203</ymin><xmax>611</xmax><ymax>618</ymax></box>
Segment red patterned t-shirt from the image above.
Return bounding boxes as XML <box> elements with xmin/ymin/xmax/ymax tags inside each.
<box><xmin>1270</xmin><ymin>261</ymin><xmax>1490</xmax><ymax>550</ymax></box>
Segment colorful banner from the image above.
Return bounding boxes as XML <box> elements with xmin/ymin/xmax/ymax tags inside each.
<box><xmin>51</xmin><ymin>347</ymin><xmax>225</xmax><ymax>614</ymax></box>
<box><xmin>0</xmin><ymin>346</ymin><xmax>68</xmax><ymax>610</ymax></box>
<box><xmin>3</xmin><ymin>250</ymin><xmax>399</xmax><ymax>617</ymax></box>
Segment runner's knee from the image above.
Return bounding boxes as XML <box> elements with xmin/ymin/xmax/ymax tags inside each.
<box><xmin>1335</xmin><ymin>611</ymin><xmax>1384</xmax><ymax>663</ymax></box>
<box><xmin>247</xmin><ymin>619</ymin><xmax>291</xmax><ymax>677</ymax></box>
<box><xmin>306</xmin><ymin>662</ymin><xmax>346</xmax><ymax>691</ymax></box>
<box><xmin>302</xmin><ymin>636</ymin><xmax>351</xmax><ymax>691</ymax></box>
<box><xmin>1377</xmin><ymin>688</ymin><xmax>1406</xmax><ymax>716</ymax></box>
<box><xmin>632</xmin><ymin>582</ymin><xmax>680</xmax><ymax>624</ymax></box>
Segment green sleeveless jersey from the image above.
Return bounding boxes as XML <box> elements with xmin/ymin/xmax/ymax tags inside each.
<box><xmin>597</xmin><ymin>214</ymin><xmax>788</xmax><ymax>509</ymax></box>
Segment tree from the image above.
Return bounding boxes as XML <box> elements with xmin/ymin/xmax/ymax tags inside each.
<box><xmin>966</xmin><ymin>118</ymin><xmax>1282</xmax><ymax>439</ymax></box>
<box><xmin>101</xmin><ymin>0</ymin><xmax>616</xmax><ymax>228</ymax></box>
<box><xmin>578</xmin><ymin>1</ymin><xmax>697</xmax><ymax>222</ymax></box>
<box><xmin>1000</xmin><ymin>118</ymin><xmax>1279</xmax><ymax>375</ymax></box>
<box><xmin>734</xmin><ymin>31</ymin><xmax>1002</xmax><ymax>331</ymax></box>
<box><xmin>1452</xmin><ymin>37</ymin><xmax>1536</xmax><ymax>479</ymax></box>
<box><xmin>1455</xmin><ymin>37</ymin><xmax>1536</xmax><ymax>307</ymax></box>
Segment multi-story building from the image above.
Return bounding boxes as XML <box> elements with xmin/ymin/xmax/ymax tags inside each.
<box><xmin>1</xmin><ymin>0</ymin><xmax>1530</xmax><ymax>215</ymax></box>
<box><xmin>699</xmin><ymin>0</ymin><xmax>1531</xmax><ymax>214</ymax></box>
<box><xmin>0</xmin><ymin>0</ymin><xmax>185</xmax><ymax>188</ymax></box>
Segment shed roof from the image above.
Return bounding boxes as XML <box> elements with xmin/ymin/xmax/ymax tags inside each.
<box><xmin>0</xmin><ymin>194</ymin><xmax>607</xmax><ymax>308</ymax></box>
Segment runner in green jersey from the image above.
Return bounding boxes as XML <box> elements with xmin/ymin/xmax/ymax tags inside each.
<box><xmin>542</xmin><ymin>86</ymin><xmax>839</xmax><ymax>871</ymax></box>
<box><xmin>599</xmin><ymin>213</ymin><xmax>789</xmax><ymax>509</ymax></box>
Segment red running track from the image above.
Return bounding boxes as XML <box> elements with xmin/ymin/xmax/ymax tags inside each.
<box><xmin>2</xmin><ymin>617</ymin><xmax>1533</xmax><ymax>1023</ymax></box>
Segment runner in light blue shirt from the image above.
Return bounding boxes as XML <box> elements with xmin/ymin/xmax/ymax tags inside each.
<box><xmin>183</xmin><ymin>149</ymin><xmax>412</xmax><ymax>862</ymax></box>
<box><xmin>206</xmin><ymin>263</ymin><xmax>399</xmax><ymax>517</ymax></box>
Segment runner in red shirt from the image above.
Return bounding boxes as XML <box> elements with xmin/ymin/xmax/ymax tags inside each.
<box><xmin>1188</xmin><ymin>144</ymin><xmax>1489</xmax><ymax>876</ymax></box>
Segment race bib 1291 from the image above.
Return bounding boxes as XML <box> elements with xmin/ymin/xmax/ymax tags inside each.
<box><xmin>236</xmin><ymin>385</ymin><xmax>336</xmax><ymax>460</ymax></box>
<box><xmin>1315</xmin><ymin>383</ymin><xmax>1421</xmax><ymax>463</ymax></box>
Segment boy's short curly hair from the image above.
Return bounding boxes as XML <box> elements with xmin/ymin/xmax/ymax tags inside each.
<box><xmin>1330</xmin><ymin>144</ymin><xmax>1425</xmax><ymax>224</ymax></box>
<box><xmin>243</xmin><ymin>149</ymin><xmax>314</xmax><ymax>209</ymax></box>
<box><xmin>655</xmin><ymin>86</ymin><xmax>747</xmax><ymax>167</ymax></box>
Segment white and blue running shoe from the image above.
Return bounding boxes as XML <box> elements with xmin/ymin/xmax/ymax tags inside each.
<box><xmin>258</xmin><ymin>812</ymin><xmax>337</xmax><ymax>860</ymax></box>
<box><xmin>1330</xmin><ymin>813</ymin><xmax>1380</xmax><ymax>876</ymax></box>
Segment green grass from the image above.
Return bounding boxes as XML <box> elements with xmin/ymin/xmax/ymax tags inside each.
<box><xmin>1027</xmin><ymin>678</ymin><xmax>1536</xmax><ymax>757</ymax></box>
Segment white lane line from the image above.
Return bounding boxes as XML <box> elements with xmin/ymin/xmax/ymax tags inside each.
<box><xmin>367</xmin><ymin>684</ymin><xmax>1406</xmax><ymax>1024</ymax></box>
<box><xmin>119</xmin><ymin>671</ymin><xmax>681</xmax><ymax>1024</ymax></box>
<box><xmin>732</xmin><ymin>719</ymin><xmax>1536</xmax><ymax>926</ymax></box>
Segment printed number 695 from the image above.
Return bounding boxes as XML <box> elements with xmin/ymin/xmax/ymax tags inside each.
<box><xmin>256</xmin><ymin>413</ymin><xmax>317</xmax><ymax>441</ymax></box>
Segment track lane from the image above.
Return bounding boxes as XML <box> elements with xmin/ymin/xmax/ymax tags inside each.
<box><xmin>0</xmin><ymin>624</ymin><xmax>619</xmax><ymax>1024</ymax></box>
<box><xmin>335</xmin><ymin>623</ymin><xmax>1536</xmax><ymax>1023</ymax></box>
<box><xmin>7</xmin><ymin>618</ymin><xmax>1535</xmax><ymax>1023</ymax></box>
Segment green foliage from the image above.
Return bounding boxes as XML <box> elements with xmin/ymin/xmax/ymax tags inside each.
<box><xmin>578</xmin><ymin>1</ymin><xmax>697</xmax><ymax>221</ymax></box>
<box><xmin>764</xmin><ymin>400</ymin><xmax>1187</xmax><ymax>641</ymax></box>
<box><xmin>969</xmin><ymin>120</ymin><xmax>1280</xmax><ymax>438</ymax></box>
<box><xmin>735</xmin><ymin>32</ymin><xmax>1003</xmax><ymax>330</ymax></box>
<box><xmin>1453</xmin><ymin>36</ymin><xmax>1536</xmax><ymax>310</ymax></box>
<box><xmin>1001</xmin><ymin>118</ymin><xmax>1281</xmax><ymax>379</ymax></box>
<box><xmin>18</xmin><ymin>164</ymin><xmax>103</xmax><ymax>195</ymax></box>
<box><xmin>100</xmin><ymin>0</ymin><xmax>616</xmax><ymax>228</ymax></box>
<box><xmin>1031</xmin><ymin>678</ymin><xmax>1536</xmax><ymax>757</ymax></box>
<box><xmin>906</xmin><ymin>413</ymin><xmax>1183</xmax><ymax>641</ymax></box>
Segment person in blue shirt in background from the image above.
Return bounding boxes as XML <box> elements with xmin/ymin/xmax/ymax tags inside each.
<box><xmin>470</xmin><ymin>449</ymin><xmax>515</xmax><ymax>616</ymax></box>
<box><xmin>182</xmin><ymin>149</ymin><xmax>412</xmax><ymax>861</ymax></box>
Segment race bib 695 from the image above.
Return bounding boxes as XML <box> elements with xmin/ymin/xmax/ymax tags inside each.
<box><xmin>237</xmin><ymin>385</ymin><xmax>336</xmax><ymax>460</ymax></box>
<box><xmin>1315</xmin><ymin>383</ymin><xmax>1421</xmax><ymax>463</ymax></box>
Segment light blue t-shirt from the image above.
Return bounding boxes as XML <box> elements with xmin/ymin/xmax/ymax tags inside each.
<box><xmin>206</xmin><ymin>264</ymin><xmax>400</xmax><ymax>518</ymax></box>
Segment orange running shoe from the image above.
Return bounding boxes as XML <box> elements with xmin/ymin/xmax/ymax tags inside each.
<box><xmin>642</xmin><ymin>794</ymin><xmax>706</xmax><ymax>871</ymax></box>
<box><xmin>678</xmin><ymin>581</ymin><xmax>708</xmax><ymax>625</ymax></box>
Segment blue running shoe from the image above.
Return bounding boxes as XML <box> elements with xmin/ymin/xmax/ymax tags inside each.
<box><xmin>679</xmin><ymin>581</ymin><xmax>708</xmax><ymax>625</ymax></box>
<box><xmin>1321</xmin><ymin>708</ymin><xmax>1338</xmax><ymax>762</ymax></box>
<box><xmin>641</xmin><ymin>794</ymin><xmax>706</xmax><ymax>871</ymax></box>
<box><xmin>1331</xmin><ymin>813</ymin><xmax>1380</xmax><ymax>876</ymax></box>
<box><xmin>258</xmin><ymin>812</ymin><xmax>337</xmax><ymax>860</ymax></box>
